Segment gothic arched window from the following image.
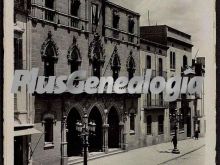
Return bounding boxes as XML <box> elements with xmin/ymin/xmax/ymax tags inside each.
<box><xmin>88</xmin><ymin>34</ymin><xmax>105</xmax><ymax>78</ymax></box>
<box><xmin>44</xmin><ymin>43</ymin><xmax>55</xmax><ymax>77</ymax></box>
<box><xmin>41</xmin><ymin>31</ymin><xmax>59</xmax><ymax>77</ymax></box>
<box><xmin>70</xmin><ymin>48</ymin><xmax>81</xmax><ymax>73</ymax></box>
<box><xmin>67</xmin><ymin>37</ymin><xmax>82</xmax><ymax>73</ymax></box>
<box><xmin>92</xmin><ymin>58</ymin><xmax>101</xmax><ymax>78</ymax></box>
<box><xmin>111</xmin><ymin>47</ymin><xmax>121</xmax><ymax>81</ymax></box>
<box><xmin>127</xmin><ymin>51</ymin><xmax>136</xmax><ymax>80</ymax></box>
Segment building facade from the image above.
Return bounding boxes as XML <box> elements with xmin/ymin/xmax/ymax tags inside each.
<box><xmin>139</xmin><ymin>25</ymin><xmax>205</xmax><ymax>147</ymax></box>
<box><xmin>13</xmin><ymin>1</ymin><xmax>205</xmax><ymax>164</ymax></box>
<box><xmin>14</xmin><ymin>0</ymin><xmax>141</xmax><ymax>165</ymax></box>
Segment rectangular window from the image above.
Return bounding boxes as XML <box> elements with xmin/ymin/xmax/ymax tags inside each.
<box><xmin>158</xmin><ymin>115</ymin><xmax>164</xmax><ymax>134</ymax></box>
<box><xmin>128</xmin><ymin>16</ymin><xmax>134</xmax><ymax>34</ymax></box>
<box><xmin>147</xmin><ymin>92</ymin><xmax>151</xmax><ymax>106</ymax></box>
<box><xmin>159</xmin><ymin>93</ymin><xmax>163</xmax><ymax>106</ymax></box>
<box><xmin>130</xmin><ymin>113</ymin><xmax>135</xmax><ymax>133</ymax></box>
<box><xmin>71</xmin><ymin>0</ymin><xmax>80</xmax><ymax>17</ymax></box>
<box><xmin>113</xmin><ymin>11</ymin><xmax>120</xmax><ymax>29</ymax></box>
<box><xmin>146</xmin><ymin>55</ymin><xmax>151</xmax><ymax>69</ymax></box>
<box><xmin>70</xmin><ymin>0</ymin><xmax>81</xmax><ymax>28</ymax></box>
<box><xmin>170</xmin><ymin>51</ymin><xmax>176</xmax><ymax>69</ymax></box>
<box><xmin>112</xmin><ymin>11</ymin><xmax>120</xmax><ymax>39</ymax></box>
<box><xmin>45</xmin><ymin>0</ymin><xmax>55</xmax><ymax>21</ymax></box>
<box><xmin>91</xmin><ymin>4</ymin><xmax>99</xmax><ymax>25</ymax></box>
<box><xmin>173</xmin><ymin>52</ymin><xmax>176</xmax><ymax>69</ymax></box>
<box><xmin>14</xmin><ymin>37</ymin><xmax>23</xmax><ymax>70</ymax></box>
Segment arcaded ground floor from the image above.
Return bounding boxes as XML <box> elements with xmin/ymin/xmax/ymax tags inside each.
<box><xmin>27</xmin><ymin>94</ymin><xmax>205</xmax><ymax>165</ymax></box>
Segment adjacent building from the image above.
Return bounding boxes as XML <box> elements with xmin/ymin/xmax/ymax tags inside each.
<box><xmin>139</xmin><ymin>25</ymin><xmax>205</xmax><ymax>146</ymax></box>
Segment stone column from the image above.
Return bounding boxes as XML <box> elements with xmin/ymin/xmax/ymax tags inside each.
<box><xmin>122</xmin><ymin>114</ymin><xmax>128</xmax><ymax>151</ymax></box>
<box><xmin>61</xmin><ymin>116</ymin><xmax>68</xmax><ymax>165</ymax></box>
<box><xmin>102</xmin><ymin>124</ymin><xmax>109</xmax><ymax>153</ymax></box>
<box><xmin>119</xmin><ymin>121</ymin><xmax>124</xmax><ymax>149</ymax></box>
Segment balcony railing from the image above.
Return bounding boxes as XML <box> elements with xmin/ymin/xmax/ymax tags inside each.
<box><xmin>142</xmin><ymin>69</ymin><xmax>167</xmax><ymax>80</ymax></box>
<box><xmin>112</xmin><ymin>30</ymin><xmax>120</xmax><ymax>39</ymax></box>
<box><xmin>128</xmin><ymin>35</ymin><xmax>134</xmax><ymax>43</ymax></box>
<box><xmin>104</xmin><ymin>25</ymin><xmax>139</xmax><ymax>46</ymax></box>
<box><xmin>70</xmin><ymin>17</ymin><xmax>79</xmax><ymax>28</ymax></box>
<box><xmin>30</xmin><ymin>3</ymin><xmax>89</xmax><ymax>32</ymax></box>
<box><xmin>45</xmin><ymin>9</ymin><xmax>55</xmax><ymax>22</ymax></box>
<box><xmin>143</xmin><ymin>99</ymin><xmax>168</xmax><ymax>109</ymax></box>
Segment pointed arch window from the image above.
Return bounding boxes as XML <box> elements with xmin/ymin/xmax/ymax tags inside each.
<box><xmin>111</xmin><ymin>47</ymin><xmax>121</xmax><ymax>81</ymax></box>
<box><xmin>67</xmin><ymin>37</ymin><xmax>82</xmax><ymax>73</ymax></box>
<box><xmin>44</xmin><ymin>43</ymin><xmax>55</xmax><ymax>77</ymax></box>
<box><xmin>127</xmin><ymin>51</ymin><xmax>136</xmax><ymax>80</ymax></box>
<box><xmin>41</xmin><ymin>31</ymin><xmax>59</xmax><ymax>77</ymax></box>
<box><xmin>88</xmin><ymin>34</ymin><xmax>105</xmax><ymax>78</ymax></box>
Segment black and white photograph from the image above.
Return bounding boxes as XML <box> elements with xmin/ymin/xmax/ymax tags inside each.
<box><xmin>1</xmin><ymin>0</ymin><xmax>216</xmax><ymax>165</ymax></box>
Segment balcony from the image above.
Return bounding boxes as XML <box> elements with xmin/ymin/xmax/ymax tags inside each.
<box><xmin>143</xmin><ymin>99</ymin><xmax>168</xmax><ymax>109</ymax></box>
<box><xmin>142</xmin><ymin>69</ymin><xmax>167</xmax><ymax>80</ymax></box>
<box><xmin>45</xmin><ymin>9</ymin><xmax>55</xmax><ymax>22</ymax></box>
<box><xmin>30</xmin><ymin>3</ymin><xmax>89</xmax><ymax>33</ymax></box>
<box><xmin>104</xmin><ymin>25</ymin><xmax>139</xmax><ymax>47</ymax></box>
<box><xmin>112</xmin><ymin>30</ymin><xmax>120</xmax><ymax>39</ymax></box>
<box><xmin>70</xmin><ymin>17</ymin><xmax>79</xmax><ymax>28</ymax></box>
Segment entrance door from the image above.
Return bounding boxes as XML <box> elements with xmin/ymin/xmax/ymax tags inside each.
<box><xmin>14</xmin><ymin>136</ymin><xmax>28</xmax><ymax>165</ymax></box>
<box><xmin>67</xmin><ymin>108</ymin><xmax>82</xmax><ymax>156</ymax></box>
<box><xmin>108</xmin><ymin>108</ymin><xmax>119</xmax><ymax>148</ymax></box>
<box><xmin>88</xmin><ymin>107</ymin><xmax>103</xmax><ymax>152</ymax></box>
<box><xmin>186</xmin><ymin>108</ymin><xmax>191</xmax><ymax>137</ymax></box>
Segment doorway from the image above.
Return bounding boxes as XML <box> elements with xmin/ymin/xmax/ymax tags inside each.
<box><xmin>67</xmin><ymin>108</ymin><xmax>82</xmax><ymax>157</ymax></box>
<box><xmin>88</xmin><ymin>107</ymin><xmax>103</xmax><ymax>152</ymax></box>
<box><xmin>108</xmin><ymin>107</ymin><xmax>120</xmax><ymax>148</ymax></box>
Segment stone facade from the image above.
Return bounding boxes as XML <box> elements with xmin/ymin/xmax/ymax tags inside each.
<box><xmin>14</xmin><ymin>0</ymin><xmax>141</xmax><ymax>164</ymax></box>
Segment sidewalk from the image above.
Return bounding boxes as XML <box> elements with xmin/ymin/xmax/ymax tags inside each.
<box><xmin>76</xmin><ymin>138</ymin><xmax>205</xmax><ymax>165</ymax></box>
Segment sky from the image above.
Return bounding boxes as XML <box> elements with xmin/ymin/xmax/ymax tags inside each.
<box><xmin>110</xmin><ymin>0</ymin><xmax>215</xmax><ymax>58</ymax></box>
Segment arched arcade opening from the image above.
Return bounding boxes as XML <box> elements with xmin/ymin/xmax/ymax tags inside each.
<box><xmin>66</xmin><ymin>108</ymin><xmax>82</xmax><ymax>157</ymax></box>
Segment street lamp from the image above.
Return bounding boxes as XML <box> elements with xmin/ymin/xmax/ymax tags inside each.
<box><xmin>75</xmin><ymin>109</ymin><xmax>96</xmax><ymax>165</ymax></box>
<box><xmin>169</xmin><ymin>109</ymin><xmax>183</xmax><ymax>154</ymax></box>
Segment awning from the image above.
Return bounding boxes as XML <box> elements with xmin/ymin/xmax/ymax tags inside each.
<box><xmin>14</xmin><ymin>128</ymin><xmax>42</xmax><ymax>137</ymax></box>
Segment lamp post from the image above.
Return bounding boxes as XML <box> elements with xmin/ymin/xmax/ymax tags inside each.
<box><xmin>170</xmin><ymin>109</ymin><xmax>183</xmax><ymax>154</ymax></box>
<box><xmin>75</xmin><ymin>109</ymin><xmax>96</xmax><ymax>165</ymax></box>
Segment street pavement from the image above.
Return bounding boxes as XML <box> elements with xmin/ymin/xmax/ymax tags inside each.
<box><xmin>162</xmin><ymin>146</ymin><xmax>205</xmax><ymax>165</ymax></box>
<box><xmin>75</xmin><ymin>137</ymin><xmax>205</xmax><ymax>165</ymax></box>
